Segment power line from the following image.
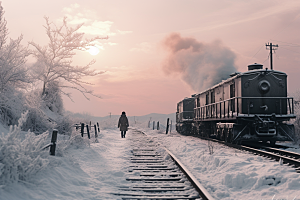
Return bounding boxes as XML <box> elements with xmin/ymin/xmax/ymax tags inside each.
<box><xmin>280</xmin><ymin>46</ymin><xmax>300</xmax><ymax>55</ymax></box>
<box><xmin>249</xmin><ymin>12</ymin><xmax>299</xmax><ymax>65</ymax></box>
<box><xmin>248</xmin><ymin>44</ymin><xmax>264</xmax><ymax>64</ymax></box>
<box><xmin>280</xmin><ymin>44</ymin><xmax>300</xmax><ymax>47</ymax></box>
<box><xmin>262</xmin><ymin>56</ymin><xmax>269</xmax><ymax>64</ymax></box>
<box><xmin>270</xmin><ymin>39</ymin><xmax>300</xmax><ymax>47</ymax></box>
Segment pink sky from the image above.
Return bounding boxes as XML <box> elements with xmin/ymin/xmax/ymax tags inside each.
<box><xmin>3</xmin><ymin>0</ymin><xmax>300</xmax><ymax>117</ymax></box>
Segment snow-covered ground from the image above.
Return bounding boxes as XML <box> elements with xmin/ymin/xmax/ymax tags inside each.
<box><xmin>1</xmin><ymin>125</ymin><xmax>300</xmax><ymax>200</ymax></box>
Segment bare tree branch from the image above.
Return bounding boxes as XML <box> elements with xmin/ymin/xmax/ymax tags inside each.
<box><xmin>29</xmin><ymin>16</ymin><xmax>107</xmax><ymax>99</ymax></box>
<box><xmin>0</xmin><ymin>3</ymin><xmax>30</xmax><ymax>92</ymax></box>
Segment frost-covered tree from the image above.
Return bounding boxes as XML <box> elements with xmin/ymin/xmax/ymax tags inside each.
<box><xmin>0</xmin><ymin>3</ymin><xmax>30</xmax><ymax>125</ymax></box>
<box><xmin>29</xmin><ymin>17</ymin><xmax>106</xmax><ymax>100</ymax></box>
<box><xmin>0</xmin><ymin>3</ymin><xmax>30</xmax><ymax>92</ymax></box>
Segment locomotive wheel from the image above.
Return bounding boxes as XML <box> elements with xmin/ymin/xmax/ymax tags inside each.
<box><xmin>224</xmin><ymin>128</ymin><xmax>230</xmax><ymax>142</ymax></box>
<box><xmin>216</xmin><ymin>128</ymin><xmax>221</xmax><ymax>140</ymax></box>
<box><xmin>270</xmin><ymin>141</ymin><xmax>276</xmax><ymax>146</ymax></box>
<box><xmin>219</xmin><ymin>128</ymin><xmax>224</xmax><ymax>140</ymax></box>
<box><xmin>224</xmin><ymin>129</ymin><xmax>228</xmax><ymax>142</ymax></box>
<box><xmin>221</xmin><ymin>128</ymin><xmax>226</xmax><ymax>141</ymax></box>
<box><xmin>226</xmin><ymin>128</ymin><xmax>233</xmax><ymax>143</ymax></box>
<box><xmin>198</xmin><ymin>127</ymin><xmax>202</xmax><ymax>136</ymax></box>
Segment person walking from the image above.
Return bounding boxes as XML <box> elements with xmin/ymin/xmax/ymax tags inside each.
<box><xmin>118</xmin><ymin>111</ymin><xmax>129</xmax><ymax>138</ymax></box>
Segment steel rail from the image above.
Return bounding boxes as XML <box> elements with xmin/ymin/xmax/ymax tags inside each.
<box><xmin>227</xmin><ymin>143</ymin><xmax>300</xmax><ymax>166</ymax></box>
<box><xmin>164</xmin><ymin>147</ymin><xmax>215</xmax><ymax>200</ymax></box>
<box><xmin>196</xmin><ymin>136</ymin><xmax>300</xmax><ymax>171</ymax></box>
<box><xmin>243</xmin><ymin>143</ymin><xmax>300</xmax><ymax>159</ymax></box>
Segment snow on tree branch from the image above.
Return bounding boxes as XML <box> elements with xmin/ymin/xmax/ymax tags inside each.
<box><xmin>29</xmin><ymin>16</ymin><xmax>107</xmax><ymax>99</ymax></box>
<box><xmin>0</xmin><ymin>2</ymin><xmax>30</xmax><ymax>126</ymax></box>
<box><xmin>0</xmin><ymin>3</ymin><xmax>30</xmax><ymax>92</ymax></box>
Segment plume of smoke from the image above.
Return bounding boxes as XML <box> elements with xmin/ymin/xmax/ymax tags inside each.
<box><xmin>162</xmin><ymin>33</ymin><xmax>237</xmax><ymax>92</ymax></box>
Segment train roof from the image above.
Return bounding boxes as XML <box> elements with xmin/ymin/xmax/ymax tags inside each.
<box><xmin>178</xmin><ymin>97</ymin><xmax>193</xmax><ymax>103</ymax></box>
<box><xmin>192</xmin><ymin>68</ymin><xmax>287</xmax><ymax>97</ymax></box>
<box><xmin>178</xmin><ymin>97</ymin><xmax>194</xmax><ymax>104</ymax></box>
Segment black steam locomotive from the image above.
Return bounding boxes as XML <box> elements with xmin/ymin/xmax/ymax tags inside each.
<box><xmin>176</xmin><ymin>63</ymin><xmax>296</xmax><ymax>145</ymax></box>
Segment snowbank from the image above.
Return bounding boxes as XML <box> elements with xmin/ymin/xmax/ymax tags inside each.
<box><xmin>1</xmin><ymin>124</ymin><xmax>300</xmax><ymax>199</ymax></box>
<box><xmin>149</xmin><ymin>130</ymin><xmax>300</xmax><ymax>200</ymax></box>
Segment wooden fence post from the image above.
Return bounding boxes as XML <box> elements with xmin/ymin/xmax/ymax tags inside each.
<box><xmin>94</xmin><ymin>124</ymin><xmax>98</xmax><ymax>138</ymax></box>
<box><xmin>81</xmin><ymin>123</ymin><xmax>85</xmax><ymax>137</ymax></box>
<box><xmin>97</xmin><ymin>122</ymin><xmax>100</xmax><ymax>132</ymax></box>
<box><xmin>50</xmin><ymin>129</ymin><xmax>58</xmax><ymax>156</ymax></box>
<box><xmin>86</xmin><ymin>125</ymin><xmax>90</xmax><ymax>139</ymax></box>
<box><xmin>166</xmin><ymin>118</ymin><xmax>169</xmax><ymax>134</ymax></box>
<box><xmin>170</xmin><ymin>120</ymin><xmax>172</xmax><ymax>134</ymax></box>
<box><xmin>157</xmin><ymin>121</ymin><xmax>159</xmax><ymax>130</ymax></box>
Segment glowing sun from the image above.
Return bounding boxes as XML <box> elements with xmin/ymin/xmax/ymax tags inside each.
<box><xmin>87</xmin><ymin>46</ymin><xmax>100</xmax><ymax>55</ymax></box>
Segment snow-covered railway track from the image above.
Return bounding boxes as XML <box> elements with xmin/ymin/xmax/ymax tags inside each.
<box><xmin>235</xmin><ymin>143</ymin><xmax>300</xmax><ymax>172</ymax></box>
<box><xmin>196</xmin><ymin>136</ymin><xmax>300</xmax><ymax>173</ymax></box>
<box><xmin>114</xmin><ymin>129</ymin><xmax>214</xmax><ymax>200</ymax></box>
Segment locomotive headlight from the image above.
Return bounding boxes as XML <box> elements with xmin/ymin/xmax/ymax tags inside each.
<box><xmin>258</xmin><ymin>80</ymin><xmax>271</xmax><ymax>94</ymax></box>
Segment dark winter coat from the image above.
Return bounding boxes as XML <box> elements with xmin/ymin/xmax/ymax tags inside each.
<box><xmin>118</xmin><ymin>114</ymin><xmax>129</xmax><ymax>131</ymax></box>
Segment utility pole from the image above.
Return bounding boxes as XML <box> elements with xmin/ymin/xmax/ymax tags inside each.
<box><xmin>266</xmin><ymin>42</ymin><xmax>278</xmax><ymax>70</ymax></box>
<box><xmin>109</xmin><ymin>112</ymin><xmax>111</xmax><ymax>118</ymax></box>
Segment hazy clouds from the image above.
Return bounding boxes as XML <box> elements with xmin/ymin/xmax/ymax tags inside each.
<box><xmin>162</xmin><ymin>33</ymin><xmax>237</xmax><ymax>92</ymax></box>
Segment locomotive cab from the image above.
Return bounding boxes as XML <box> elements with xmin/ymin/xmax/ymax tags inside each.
<box><xmin>235</xmin><ymin>64</ymin><xmax>295</xmax><ymax>143</ymax></box>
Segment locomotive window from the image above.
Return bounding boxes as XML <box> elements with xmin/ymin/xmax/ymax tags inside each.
<box><xmin>230</xmin><ymin>83</ymin><xmax>235</xmax><ymax>112</ymax></box>
<box><xmin>206</xmin><ymin>93</ymin><xmax>209</xmax><ymax>105</ymax></box>
<box><xmin>178</xmin><ymin>102</ymin><xmax>183</xmax><ymax>113</ymax></box>
<box><xmin>230</xmin><ymin>83</ymin><xmax>235</xmax><ymax>98</ymax></box>
<box><xmin>211</xmin><ymin>91</ymin><xmax>215</xmax><ymax>103</ymax></box>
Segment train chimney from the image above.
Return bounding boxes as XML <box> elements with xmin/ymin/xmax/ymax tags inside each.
<box><xmin>248</xmin><ymin>63</ymin><xmax>263</xmax><ymax>71</ymax></box>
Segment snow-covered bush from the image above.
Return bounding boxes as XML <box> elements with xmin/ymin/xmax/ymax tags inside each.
<box><xmin>0</xmin><ymin>112</ymin><xmax>50</xmax><ymax>185</ymax></box>
<box><xmin>23</xmin><ymin>87</ymin><xmax>72</xmax><ymax>135</ymax></box>
<box><xmin>0</xmin><ymin>86</ymin><xmax>25</xmax><ymax>126</ymax></box>
<box><xmin>55</xmin><ymin>114</ymin><xmax>73</xmax><ymax>136</ymax></box>
<box><xmin>42</xmin><ymin>81</ymin><xmax>64</xmax><ymax>115</ymax></box>
<box><xmin>24</xmin><ymin>81</ymin><xmax>72</xmax><ymax>136</ymax></box>
<box><xmin>23</xmin><ymin>91</ymin><xmax>54</xmax><ymax>134</ymax></box>
<box><xmin>55</xmin><ymin>132</ymin><xmax>90</xmax><ymax>157</ymax></box>
<box><xmin>23</xmin><ymin>107</ymin><xmax>54</xmax><ymax>134</ymax></box>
